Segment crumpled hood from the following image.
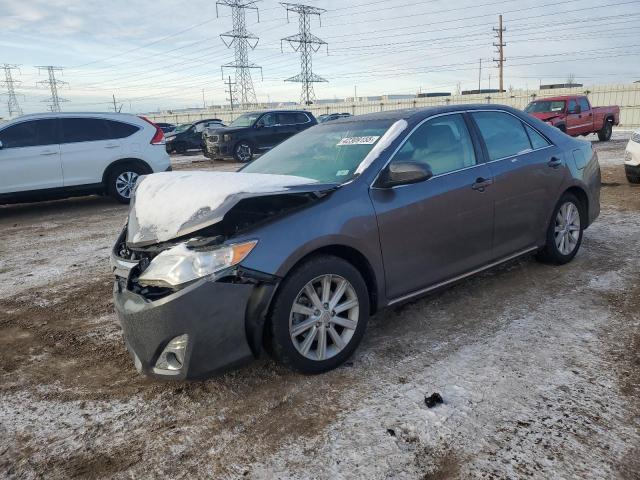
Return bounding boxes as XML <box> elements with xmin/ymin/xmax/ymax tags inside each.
<box><xmin>126</xmin><ymin>171</ymin><xmax>323</xmax><ymax>246</ymax></box>
<box><xmin>204</xmin><ymin>126</ymin><xmax>246</xmax><ymax>137</ymax></box>
<box><xmin>530</xmin><ymin>112</ymin><xmax>563</xmax><ymax>122</ymax></box>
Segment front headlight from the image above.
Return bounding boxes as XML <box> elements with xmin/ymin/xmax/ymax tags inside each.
<box><xmin>631</xmin><ymin>131</ymin><xmax>640</xmax><ymax>144</ymax></box>
<box><xmin>137</xmin><ymin>240</ymin><xmax>257</xmax><ymax>287</ymax></box>
<box><xmin>223</xmin><ymin>134</ymin><xmax>232</xmax><ymax>142</ymax></box>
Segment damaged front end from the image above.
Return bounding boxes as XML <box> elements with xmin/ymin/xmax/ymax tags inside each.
<box><xmin>111</xmin><ymin>173</ymin><xmax>337</xmax><ymax>379</ymax></box>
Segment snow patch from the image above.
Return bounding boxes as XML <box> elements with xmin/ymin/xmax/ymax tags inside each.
<box><xmin>128</xmin><ymin>171</ymin><xmax>316</xmax><ymax>245</ymax></box>
<box><xmin>355</xmin><ymin>119</ymin><xmax>408</xmax><ymax>175</ymax></box>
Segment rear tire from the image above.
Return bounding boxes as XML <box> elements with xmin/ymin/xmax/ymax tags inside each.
<box><xmin>597</xmin><ymin>120</ymin><xmax>612</xmax><ymax>141</ymax></box>
<box><xmin>107</xmin><ymin>164</ymin><xmax>146</xmax><ymax>204</ymax></box>
<box><xmin>268</xmin><ymin>255</ymin><xmax>369</xmax><ymax>374</ymax></box>
<box><xmin>536</xmin><ymin>193</ymin><xmax>584</xmax><ymax>265</ymax></box>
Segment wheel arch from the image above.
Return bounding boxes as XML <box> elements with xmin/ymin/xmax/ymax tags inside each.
<box><xmin>564</xmin><ymin>185</ymin><xmax>589</xmax><ymax>224</ymax></box>
<box><xmin>102</xmin><ymin>158</ymin><xmax>153</xmax><ymax>188</ymax></box>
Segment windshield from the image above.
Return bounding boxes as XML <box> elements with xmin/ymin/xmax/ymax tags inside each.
<box><xmin>525</xmin><ymin>100</ymin><xmax>566</xmax><ymax>113</ymax></box>
<box><xmin>229</xmin><ymin>113</ymin><xmax>261</xmax><ymax>128</ymax></box>
<box><xmin>174</xmin><ymin>123</ymin><xmax>192</xmax><ymax>133</ymax></box>
<box><xmin>242</xmin><ymin>119</ymin><xmax>395</xmax><ymax>183</ymax></box>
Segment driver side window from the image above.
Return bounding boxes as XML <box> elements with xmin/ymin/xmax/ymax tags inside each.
<box><xmin>392</xmin><ymin>114</ymin><xmax>477</xmax><ymax>176</ymax></box>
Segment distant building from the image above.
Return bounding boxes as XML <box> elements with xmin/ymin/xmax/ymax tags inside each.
<box><xmin>417</xmin><ymin>92</ymin><xmax>451</xmax><ymax>98</ymax></box>
<box><xmin>539</xmin><ymin>83</ymin><xmax>583</xmax><ymax>90</ymax></box>
<box><xmin>461</xmin><ymin>89</ymin><xmax>502</xmax><ymax>95</ymax></box>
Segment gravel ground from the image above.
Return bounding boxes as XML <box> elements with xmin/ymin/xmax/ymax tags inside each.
<box><xmin>1</xmin><ymin>135</ymin><xmax>638</xmax><ymax>479</ymax></box>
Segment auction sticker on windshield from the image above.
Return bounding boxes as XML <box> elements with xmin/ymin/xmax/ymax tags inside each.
<box><xmin>337</xmin><ymin>136</ymin><xmax>380</xmax><ymax>146</ymax></box>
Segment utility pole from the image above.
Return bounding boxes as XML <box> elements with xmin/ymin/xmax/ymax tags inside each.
<box><xmin>493</xmin><ymin>14</ymin><xmax>506</xmax><ymax>92</ymax></box>
<box><xmin>354</xmin><ymin>85</ymin><xmax>357</xmax><ymax>103</ymax></box>
<box><xmin>112</xmin><ymin>94</ymin><xmax>118</xmax><ymax>112</ymax></box>
<box><xmin>281</xmin><ymin>3</ymin><xmax>328</xmax><ymax>106</ymax></box>
<box><xmin>478</xmin><ymin>58</ymin><xmax>482</xmax><ymax>92</ymax></box>
<box><xmin>1</xmin><ymin>64</ymin><xmax>23</xmax><ymax>117</ymax></box>
<box><xmin>36</xmin><ymin>66</ymin><xmax>68</xmax><ymax>112</ymax></box>
<box><xmin>217</xmin><ymin>0</ymin><xmax>262</xmax><ymax>108</ymax></box>
<box><xmin>202</xmin><ymin>89</ymin><xmax>206</xmax><ymax>109</ymax></box>
<box><xmin>225</xmin><ymin>75</ymin><xmax>236</xmax><ymax>111</ymax></box>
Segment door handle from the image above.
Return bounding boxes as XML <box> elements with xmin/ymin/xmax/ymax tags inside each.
<box><xmin>40</xmin><ymin>150</ymin><xmax>58</xmax><ymax>156</ymax></box>
<box><xmin>548</xmin><ymin>157</ymin><xmax>562</xmax><ymax>168</ymax></box>
<box><xmin>472</xmin><ymin>177</ymin><xmax>493</xmax><ymax>191</ymax></box>
<box><xmin>105</xmin><ymin>143</ymin><xmax>119</xmax><ymax>149</ymax></box>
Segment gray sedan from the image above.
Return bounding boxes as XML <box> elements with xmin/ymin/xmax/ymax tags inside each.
<box><xmin>111</xmin><ymin>105</ymin><xmax>600</xmax><ymax>379</ymax></box>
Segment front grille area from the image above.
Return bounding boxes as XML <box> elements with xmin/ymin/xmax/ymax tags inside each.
<box><xmin>207</xmin><ymin>135</ymin><xmax>219</xmax><ymax>143</ymax></box>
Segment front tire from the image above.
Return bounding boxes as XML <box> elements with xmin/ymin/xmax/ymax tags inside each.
<box><xmin>536</xmin><ymin>193</ymin><xmax>584</xmax><ymax>265</ymax></box>
<box><xmin>234</xmin><ymin>141</ymin><xmax>254</xmax><ymax>162</ymax></box>
<box><xmin>627</xmin><ymin>173</ymin><xmax>640</xmax><ymax>184</ymax></box>
<box><xmin>268</xmin><ymin>255</ymin><xmax>369</xmax><ymax>374</ymax></box>
<box><xmin>597</xmin><ymin>120</ymin><xmax>612</xmax><ymax>141</ymax></box>
<box><xmin>108</xmin><ymin>164</ymin><xmax>145</xmax><ymax>204</ymax></box>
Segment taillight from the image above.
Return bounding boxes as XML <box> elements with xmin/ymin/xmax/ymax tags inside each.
<box><xmin>138</xmin><ymin>116</ymin><xmax>165</xmax><ymax>145</ymax></box>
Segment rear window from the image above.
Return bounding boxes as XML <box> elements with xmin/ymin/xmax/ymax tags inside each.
<box><xmin>472</xmin><ymin>111</ymin><xmax>532</xmax><ymax>161</ymax></box>
<box><xmin>60</xmin><ymin>118</ymin><xmax>139</xmax><ymax>143</ymax></box>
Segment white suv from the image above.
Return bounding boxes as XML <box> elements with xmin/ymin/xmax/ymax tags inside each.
<box><xmin>0</xmin><ymin>112</ymin><xmax>171</xmax><ymax>204</ymax></box>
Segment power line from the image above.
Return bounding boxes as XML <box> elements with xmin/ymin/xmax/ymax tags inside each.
<box><xmin>35</xmin><ymin>66</ymin><xmax>68</xmax><ymax>112</ymax></box>
<box><xmin>1</xmin><ymin>64</ymin><xmax>23</xmax><ymax>117</ymax></box>
<box><xmin>281</xmin><ymin>2</ymin><xmax>328</xmax><ymax>106</ymax></box>
<box><xmin>217</xmin><ymin>0</ymin><xmax>263</xmax><ymax>108</ymax></box>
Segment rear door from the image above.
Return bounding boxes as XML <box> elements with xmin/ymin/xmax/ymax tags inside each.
<box><xmin>470</xmin><ymin>110</ymin><xmax>566</xmax><ymax>259</ymax></box>
<box><xmin>0</xmin><ymin>119</ymin><xmax>62</xmax><ymax>193</ymax></box>
<box><xmin>370</xmin><ymin>113</ymin><xmax>495</xmax><ymax>299</ymax></box>
<box><xmin>59</xmin><ymin>117</ymin><xmax>123</xmax><ymax>187</ymax></box>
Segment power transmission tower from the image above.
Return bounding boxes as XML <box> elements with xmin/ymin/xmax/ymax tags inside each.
<box><xmin>493</xmin><ymin>14</ymin><xmax>506</xmax><ymax>93</ymax></box>
<box><xmin>280</xmin><ymin>2</ymin><xmax>328</xmax><ymax>106</ymax></box>
<box><xmin>36</xmin><ymin>66</ymin><xmax>68</xmax><ymax>112</ymax></box>
<box><xmin>217</xmin><ymin>0</ymin><xmax>262</xmax><ymax>108</ymax></box>
<box><xmin>225</xmin><ymin>75</ymin><xmax>237</xmax><ymax>111</ymax></box>
<box><xmin>1</xmin><ymin>64</ymin><xmax>23</xmax><ymax>117</ymax></box>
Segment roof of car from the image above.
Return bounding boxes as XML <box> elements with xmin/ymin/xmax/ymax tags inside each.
<box><xmin>10</xmin><ymin>111</ymin><xmax>142</xmax><ymax>121</ymax></box>
<box><xmin>327</xmin><ymin>104</ymin><xmax>521</xmax><ymax>124</ymax></box>
<box><xmin>530</xmin><ymin>95</ymin><xmax>584</xmax><ymax>102</ymax></box>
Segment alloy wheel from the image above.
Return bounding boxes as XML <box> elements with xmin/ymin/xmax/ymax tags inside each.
<box><xmin>554</xmin><ymin>201</ymin><xmax>581</xmax><ymax>255</ymax></box>
<box><xmin>236</xmin><ymin>144</ymin><xmax>252</xmax><ymax>162</ymax></box>
<box><xmin>115</xmin><ymin>171</ymin><xmax>139</xmax><ymax>199</ymax></box>
<box><xmin>289</xmin><ymin>274</ymin><xmax>359</xmax><ymax>361</ymax></box>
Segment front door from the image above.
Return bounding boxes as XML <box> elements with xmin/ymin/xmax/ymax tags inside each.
<box><xmin>565</xmin><ymin>98</ymin><xmax>584</xmax><ymax>136</ymax></box>
<box><xmin>253</xmin><ymin>113</ymin><xmax>282</xmax><ymax>150</ymax></box>
<box><xmin>369</xmin><ymin>113</ymin><xmax>495</xmax><ymax>300</ymax></box>
<box><xmin>470</xmin><ymin>111</ymin><xmax>566</xmax><ymax>259</ymax></box>
<box><xmin>0</xmin><ymin>118</ymin><xmax>62</xmax><ymax>194</ymax></box>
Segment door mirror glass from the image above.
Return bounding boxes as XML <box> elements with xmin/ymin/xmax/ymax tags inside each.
<box><xmin>379</xmin><ymin>161</ymin><xmax>433</xmax><ymax>187</ymax></box>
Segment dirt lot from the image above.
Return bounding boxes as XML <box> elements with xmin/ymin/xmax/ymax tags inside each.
<box><xmin>1</xmin><ymin>135</ymin><xmax>638</xmax><ymax>479</ymax></box>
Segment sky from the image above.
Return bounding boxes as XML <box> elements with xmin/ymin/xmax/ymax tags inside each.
<box><xmin>0</xmin><ymin>0</ymin><xmax>639</xmax><ymax>115</ymax></box>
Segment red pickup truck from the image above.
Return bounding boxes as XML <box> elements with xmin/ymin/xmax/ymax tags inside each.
<box><xmin>524</xmin><ymin>95</ymin><xmax>619</xmax><ymax>141</ymax></box>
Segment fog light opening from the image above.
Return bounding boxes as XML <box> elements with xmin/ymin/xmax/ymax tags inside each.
<box><xmin>153</xmin><ymin>334</ymin><xmax>188</xmax><ymax>375</ymax></box>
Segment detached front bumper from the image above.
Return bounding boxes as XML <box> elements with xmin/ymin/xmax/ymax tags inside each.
<box><xmin>113</xmin><ymin>273</ymin><xmax>276</xmax><ymax>380</ymax></box>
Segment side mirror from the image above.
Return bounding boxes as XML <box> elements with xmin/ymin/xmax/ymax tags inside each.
<box><xmin>570</xmin><ymin>105</ymin><xmax>581</xmax><ymax>114</ymax></box>
<box><xmin>377</xmin><ymin>161</ymin><xmax>433</xmax><ymax>188</ymax></box>
<box><xmin>254</xmin><ymin>123</ymin><xmax>263</xmax><ymax>129</ymax></box>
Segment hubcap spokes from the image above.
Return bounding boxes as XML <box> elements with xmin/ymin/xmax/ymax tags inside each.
<box><xmin>238</xmin><ymin>145</ymin><xmax>251</xmax><ymax>161</ymax></box>
<box><xmin>554</xmin><ymin>202</ymin><xmax>581</xmax><ymax>255</ymax></box>
<box><xmin>289</xmin><ymin>274</ymin><xmax>359</xmax><ymax>361</ymax></box>
<box><xmin>115</xmin><ymin>171</ymin><xmax>139</xmax><ymax>199</ymax></box>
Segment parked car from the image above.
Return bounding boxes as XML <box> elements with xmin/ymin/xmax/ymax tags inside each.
<box><xmin>203</xmin><ymin>110</ymin><xmax>316</xmax><ymax>162</ymax></box>
<box><xmin>165</xmin><ymin>119</ymin><xmax>224</xmax><ymax>154</ymax></box>
<box><xmin>624</xmin><ymin>129</ymin><xmax>640</xmax><ymax>183</ymax></box>
<box><xmin>524</xmin><ymin>95</ymin><xmax>619</xmax><ymax>141</ymax></box>
<box><xmin>112</xmin><ymin>105</ymin><xmax>600</xmax><ymax>379</ymax></box>
<box><xmin>318</xmin><ymin>112</ymin><xmax>352</xmax><ymax>123</ymax></box>
<box><xmin>0</xmin><ymin>112</ymin><xmax>170</xmax><ymax>204</ymax></box>
<box><xmin>156</xmin><ymin>122</ymin><xmax>176</xmax><ymax>134</ymax></box>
